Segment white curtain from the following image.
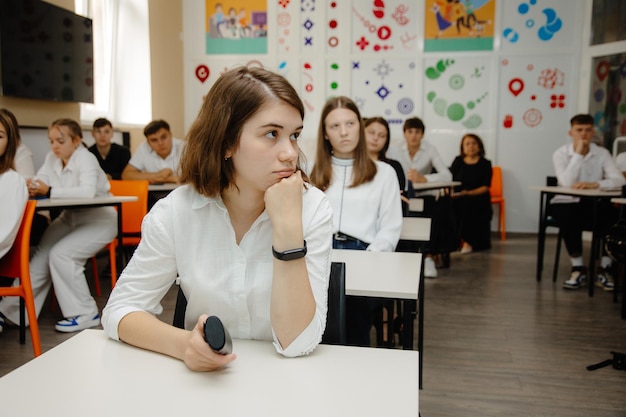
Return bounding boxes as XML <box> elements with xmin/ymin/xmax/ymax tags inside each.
<box><xmin>75</xmin><ymin>0</ymin><xmax>151</xmax><ymax>126</ymax></box>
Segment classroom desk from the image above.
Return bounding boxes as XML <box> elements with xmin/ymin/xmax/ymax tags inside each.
<box><xmin>36</xmin><ymin>196</ymin><xmax>138</xmax><ymax>277</ymax></box>
<box><xmin>331</xmin><ymin>249</ymin><xmax>424</xmax><ymax>387</ymax></box>
<box><xmin>0</xmin><ymin>329</ymin><xmax>419</xmax><ymax>416</ymax></box>
<box><xmin>530</xmin><ymin>185</ymin><xmax>621</xmax><ymax>297</ymax></box>
<box><xmin>148</xmin><ymin>183</ymin><xmax>180</xmax><ymax>192</ymax></box>
<box><xmin>411</xmin><ymin>180</ymin><xmax>461</xmax><ymax>193</ymax></box>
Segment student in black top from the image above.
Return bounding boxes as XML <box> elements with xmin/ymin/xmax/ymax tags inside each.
<box><xmin>88</xmin><ymin>118</ymin><xmax>130</xmax><ymax>180</ymax></box>
<box><xmin>449</xmin><ymin>133</ymin><xmax>493</xmax><ymax>253</ymax></box>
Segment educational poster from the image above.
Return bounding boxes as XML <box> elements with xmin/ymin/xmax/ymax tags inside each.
<box><xmin>500</xmin><ymin>0</ymin><xmax>576</xmax><ymax>52</ymax></box>
<box><xmin>187</xmin><ymin>58</ymin><xmax>272</xmax><ymax>119</ymax></box>
<box><xmin>350</xmin><ymin>57</ymin><xmax>419</xmax><ymax>127</ymax></box>
<box><xmin>498</xmin><ymin>55</ymin><xmax>573</xmax><ymax>131</ymax></box>
<box><xmin>351</xmin><ymin>0</ymin><xmax>419</xmax><ymax>54</ymax></box>
<box><xmin>276</xmin><ymin>0</ymin><xmax>298</xmax><ymax>55</ymax></box>
<box><xmin>424</xmin><ymin>0</ymin><xmax>495</xmax><ymax>52</ymax></box>
<box><xmin>205</xmin><ymin>0</ymin><xmax>267</xmax><ymax>54</ymax></box>
<box><xmin>589</xmin><ymin>54</ymin><xmax>626</xmax><ymax>144</ymax></box>
<box><xmin>422</xmin><ymin>56</ymin><xmax>492</xmax><ymax>130</ymax></box>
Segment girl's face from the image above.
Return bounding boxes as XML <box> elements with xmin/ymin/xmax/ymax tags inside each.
<box><xmin>324</xmin><ymin>107</ymin><xmax>360</xmax><ymax>159</ymax></box>
<box><xmin>0</xmin><ymin>121</ymin><xmax>7</xmax><ymax>157</ymax></box>
<box><xmin>462</xmin><ymin>135</ymin><xmax>480</xmax><ymax>157</ymax></box>
<box><xmin>48</xmin><ymin>125</ymin><xmax>80</xmax><ymax>164</ymax></box>
<box><xmin>365</xmin><ymin>121</ymin><xmax>388</xmax><ymax>156</ymax></box>
<box><xmin>228</xmin><ymin>100</ymin><xmax>302</xmax><ymax>194</ymax></box>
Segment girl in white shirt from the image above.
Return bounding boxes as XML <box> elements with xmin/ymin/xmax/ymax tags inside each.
<box><xmin>0</xmin><ymin>110</ymin><xmax>28</xmax><ymax>263</ymax></box>
<box><xmin>310</xmin><ymin>96</ymin><xmax>402</xmax><ymax>346</ymax></box>
<box><xmin>0</xmin><ymin>119</ymin><xmax>116</xmax><ymax>333</ymax></box>
<box><xmin>102</xmin><ymin>67</ymin><xmax>333</xmax><ymax>371</ymax></box>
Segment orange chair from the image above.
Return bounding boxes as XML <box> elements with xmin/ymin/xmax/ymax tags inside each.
<box><xmin>490</xmin><ymin>166</ymin><xmax>506</xmax><ymax>240</ymax></box>
<box><xmin>0</xmin><ymin>200</ymin><xmax>41</xmax><ymax>357</ymax></box>
<box><xmin>92</xmin><ymin>180</ymin><xmax>149</xmax><ymax>296</ymax></box>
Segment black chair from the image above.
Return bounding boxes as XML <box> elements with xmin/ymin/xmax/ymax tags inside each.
<box><xmin>321</xmin><ymin>262</ymin><xmax>347</xmax><ymax>345</ymax></box>
<box><xmin>173</xmin><ymin>262</ymin><xmax>347</xmax><ymax>345</ymax></box>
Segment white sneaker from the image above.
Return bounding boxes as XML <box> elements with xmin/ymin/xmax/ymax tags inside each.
<box><xmin>424</xmin><ymin>257</ymin><xmax>438</xmax><ymax>278</ymax></box>
<box><xmin>55</xmin><ymin>313</ymin><xmax>100</xmax><ymax>333</ymax></box>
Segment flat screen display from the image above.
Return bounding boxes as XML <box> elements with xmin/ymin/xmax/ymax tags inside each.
<box><xmin>0</xmin><ymin>0</ymin><xmax>94</xmax><ymax>103</ymax></box>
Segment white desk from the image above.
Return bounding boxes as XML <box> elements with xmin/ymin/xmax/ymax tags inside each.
<box><xmin>331</xmin><ymin>249</ymin><xmax>421</xmax><ymax>300</ymax></box>
<box><xmin>148</xmin><ymin>183</ymin><xmax>179</xmax><ymax>192</ymax></box>
<box><xmin>331</xmin><ymin>249</ymin><xmax>423</xmax><ymax>387</ymax></box>
<box><xmin>0</xmin><ymin>330</ymin><xmax>419</xmax><ymax>416</ymax></box>
<box><xmin>35</xmin><ymin>196</ymin><xmax>138</xmax><ymax>276</ymax></box>
<box><xmin>611</xmin><ymin>198</ymin><xmax>626</xmax><ymax>205</ymax></box>
<box><xmin>401</xmin><ymin>217</ymin><xmax>432</xmax><ymax>242</ymax></box>
<box><xmin>411</xmin><ymin>180</ymin><xmax>461</xmax><ymax>192</ymax></box>
<box><xmin>530</xmin><ymin>185</ymin><xmax>621</xmax><ymax>297</ymax></box>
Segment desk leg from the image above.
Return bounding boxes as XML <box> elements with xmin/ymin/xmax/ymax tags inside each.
<box><xmin>588</xmin><ymin>198</ymin><xmax>600</xmax><ymax>297</ymax></box>
<box><xmin>536</xmin><ymin>192</ymin><xmax>547</xmax><ymax>281</ymax></box>
<box><xmin>418</xmin><ymin>260</ymin><xmax>424</xmax><ymax>390</ymax></box>
<box><xmin>116</xmin><ymin>203</ymin><xmax>123</xmax><ymax>279</ymax></box>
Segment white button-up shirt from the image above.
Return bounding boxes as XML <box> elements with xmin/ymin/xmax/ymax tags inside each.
<box><xmin>102</xmin><ymin>184</ymin><xmax>333</xmax><ymax>357</ymax></box>
<box><xmin>128</xmin><ymin>138</ymin><xmax>186</xmax><ymax>176</ymax></box>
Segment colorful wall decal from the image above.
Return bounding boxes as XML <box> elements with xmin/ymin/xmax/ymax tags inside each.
<box><xmin>351</xmin><ymin>0</ymin><xmax>419</xmax><ymax>54</ymax></box>
<box><xmin>276</xmin><ymin>0</ymin><xmax>297</xmax><ymax>55</ymax></box>
<box><xmin>422</xmin><ymin>56</ymin><xmax>492</xmax><ymax>130</ymax></box>
<box><xmin>498</xmin><ymin>55</ymin><xmax>573</xmax><ymax>131</ymax></box>
<box><xmin>205</xmin><ymin>0</ymin><xmax>268</xmax><ymax>54</ymax></box>
<box><xmin>589</xmin><ymin>53</ymin><xmax>626</xmax><ymax>148</ymax></box>
<box><xmin>424</xmin><ymin>0</ymin><xmax>495</xmax><ymax>52</ymax></box>
<box><xmin>500</xmin><ymin>0</ymin><xmax>575</xmax><ymax>52</ymax></box>
<box><xmin>350</xmin><ymin>57</ymin><xmax>419</xmax><ymax>129</ymax></box>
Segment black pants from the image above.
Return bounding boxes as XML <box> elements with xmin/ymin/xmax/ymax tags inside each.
<box><xmin>550</xmin><ymin>199</ymin><xmax>619</xmax><ymax>257</ymax></box>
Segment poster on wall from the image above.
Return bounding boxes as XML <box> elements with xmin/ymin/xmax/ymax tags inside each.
<box><xmin>205</xmin><ymin>0</ymin><xmax>268</xmax><ymax>54</ymax></box>
<box><xmin>498</xmin><ymin>55</ymin><xmax>573</xmax><ymax>132</ymax></box>
<box><xmin>589</xmin><ymin>53</ymin><xmax>626</xmax><ymax>149</ymax></box>
<box><xmin>422</xmin><ymin>56</ymin><xmax>492</xmax><ymax>131</ymax></box>
<box><xmin>499</xmin><ymin>0</ymin><xmax>576</xmax><ymax>52</ymax></box>
<box><xmin>350</xmin><ymin>57</ymin><xmax>419</xmax><ymax>127</ymax></box>
<box><xmin>423</xmin><ymin>0</ymin><xmax>495</xmax><ymax>52</ymax></box>
<box><xmin>350</xmin><ymin>0</ymin><xmax>419</xmax><ymax>55</ymax></box>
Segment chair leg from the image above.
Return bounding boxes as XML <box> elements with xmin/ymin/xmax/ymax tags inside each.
<box><xmin>91</xmin><ymin>256</ymin><xmax>102</xmax><ymax>297</ymax></box>
<box><xmin>109</xmin><ymin>243</ymin><xmax>117</xmax><ymax>290</ymax></box>
<box><xmin>552</xmin><ymin>232</ymin><xmax>562</xmax><ymax>282</ymax></box>
<box><xmin>500</xmin><ymin>202</ymin><xmax>506</xmax><ymax>241</ymax></box>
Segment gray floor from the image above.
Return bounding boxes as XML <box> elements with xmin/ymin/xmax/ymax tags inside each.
<box><xmin>0</xmin><ymin>233</ymin><xmax>625</xmax><ymax>416</ymax></box>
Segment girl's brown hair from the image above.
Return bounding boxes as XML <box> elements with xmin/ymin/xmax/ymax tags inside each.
<box><xmin>460</xmin><ymin>133</ymin><xmax>485</xmax><ymax>157</ymax></box>
<box><xmin>179</xmin><ymin>66</ymin><xmax>308</xmax><ymax>197</ymax></box>
<box><xmin>309</xmin><ymin>96</ymin><xmax>376</xmax><ymax>191</ymax></box>
<box><xmin>0</xmin><ymin>109</ymin><xmax>20</xmax><ymax>174</ymax></box>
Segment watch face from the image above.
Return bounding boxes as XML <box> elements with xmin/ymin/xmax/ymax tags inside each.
<box><xmin>273</xmin><ymin>241</ymin><xmax>307</xmax><ymax>261</ymax></box>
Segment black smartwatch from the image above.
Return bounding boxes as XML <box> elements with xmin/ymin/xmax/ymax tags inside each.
<box><xmin>272</xmin><ymin>240</ymin><xmax>307</xmax><ymax>261</ymax></box>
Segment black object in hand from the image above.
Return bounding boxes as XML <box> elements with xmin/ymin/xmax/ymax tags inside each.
<box><xmin>203</xmin><ymin>316</ymin><xmax>233</xmax><ymax>355</ymax></box>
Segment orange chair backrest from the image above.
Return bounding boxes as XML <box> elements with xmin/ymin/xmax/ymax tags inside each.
<box><xmin>108</xmin><ymin>180</ymin><xmax>149</xmax><ymax>236</ymax></box>
<box><xmin>0</xmin><ymin>200</ymin><xmax>36</xmax><ymax>278</ymax></box>
<box><xmin>490</xmin><ymin>166</ymin><xmax>503</xmax><ymax>199</ymax></box>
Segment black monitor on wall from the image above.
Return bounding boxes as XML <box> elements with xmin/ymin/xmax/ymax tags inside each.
<box><xmin>0</xmin><ymin>0</ymin><xmax>94</xmax><ymax>103</ymax></box>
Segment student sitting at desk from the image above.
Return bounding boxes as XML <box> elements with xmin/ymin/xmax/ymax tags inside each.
<box><xmin>450</xmin><ymin>133</ymin><xmax>493</xmax><ymax>254</ymax></box>
<box><xmin>0</xmin><ymin>118</ymin><xmax>117</xmax><ymax>333</ymax></box>
<box><xmin>122</xmin><ymin>119</ymin><xmax>185</xmax><ymax>184</ymax></box>
<box><xmin>387</xmin><ymin>116</ymin><xmax>453</xmax><ymax>278</ymax></box>
<box><xmin>102</xmin><ymin>67</ymin><xmax>333</xmax><ymax>371</ymax></box>
<box><xmin>551</xmin><ymin>114</ymin><xmax>625</xmax><ymax>291</ymax></box>
<box><xmin>0</xmin><ymin>109</ymin><xmax>28</xmax><ymax>262</ymax></box>
<box><xmin>88</xmin><ymin>117</ymin><xmax>131</xmax><ymax>180</ymax></box>
<box><xmin>310</xmin><ymin>96</ymin><xmax>402</xmax><ymax>347</ymax></box>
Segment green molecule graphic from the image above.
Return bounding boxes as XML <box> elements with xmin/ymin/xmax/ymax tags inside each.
<box><xmin>330</xmin><ymin>82</ymin><xmax>338</xmax><ymax>90</ymax></box>
<box><xmin>449</xmin><ymin>74</ymin><xmax>464</xmax><ymax>90</ymax></box>
<box><xmin>433</xmin><ymin>98</ymin><xmax>447</xmax><ymax>116</ymax></box>
<box><xmin>462</xmin><ymin>114</ymin><xmax>482</xmax><ymax>128</ymax></box>
<box><xmin>446</xmin><ymin>103</ymin><xmax>465</xmax><ymax>121</ymax></box>
<box><xmin>427</xmin><ymin>91</ymin><xmax>437</xmax><ymax>102</ymax></box>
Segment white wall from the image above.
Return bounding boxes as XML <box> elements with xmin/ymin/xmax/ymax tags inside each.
<box><xmin>182</xmin><ymin>0</ymin><xmax>625</xmax><ymax>233</ymax></box>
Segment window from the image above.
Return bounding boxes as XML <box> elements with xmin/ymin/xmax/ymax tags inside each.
<box><xmin>75</xmin><ymin>0</ymin><xmax>151</xmax><ymax>126</ymax></box>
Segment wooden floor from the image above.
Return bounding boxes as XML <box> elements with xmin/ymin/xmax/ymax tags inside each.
<box><xmin>0</xmin><ymin>233</ymin><xmax>625</xmax><ymax>416</ymax></box>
